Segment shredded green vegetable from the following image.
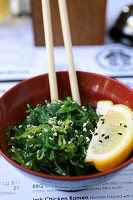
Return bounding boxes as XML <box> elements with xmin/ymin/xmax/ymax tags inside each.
<box><xmin>6</xmin><ymin>97</ymin><xmax>99</xmax><ymax>176</ymax></box>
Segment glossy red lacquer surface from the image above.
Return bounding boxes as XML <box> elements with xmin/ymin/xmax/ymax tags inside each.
<box><xmin>0</xmin><ymin>71</ymin><xmax>133</xmax><ymax>186</ymax></box>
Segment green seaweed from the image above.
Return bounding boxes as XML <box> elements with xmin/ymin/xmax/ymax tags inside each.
<box><xmin>6</xmin><ymin>97</ymin><xmax>99</xmax><ymax>176</ymax></box>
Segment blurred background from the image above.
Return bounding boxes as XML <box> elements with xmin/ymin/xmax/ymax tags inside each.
<box><xmin>0</xmin><ymin>0</ymin><xmax>132</xmax><ymax>44</ymax></box>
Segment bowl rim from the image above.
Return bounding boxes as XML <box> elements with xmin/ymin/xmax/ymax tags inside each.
<box><xmin>0</xmin><ymin>71</ymin><xmax>133</xmax><ymax>181</ymax></box>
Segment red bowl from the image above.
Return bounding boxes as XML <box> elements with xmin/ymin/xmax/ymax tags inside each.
<box><xmin>0</xmin><ymin>71</ymin><xmax>133</xmax><ymax>191</ymax></box>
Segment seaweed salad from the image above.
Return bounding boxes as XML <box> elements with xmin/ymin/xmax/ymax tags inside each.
<box><xmin>6</xmin><ymin>97</ymin><xmax>99</xmax><ymax>176</ymax></box>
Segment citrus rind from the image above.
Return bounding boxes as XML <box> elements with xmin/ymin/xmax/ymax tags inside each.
<box><xmin>86</xmin><ymin>101</ymin><xmax>133</xmax><ymax>171</ymax></box>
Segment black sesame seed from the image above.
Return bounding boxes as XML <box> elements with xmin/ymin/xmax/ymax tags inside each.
<box><xmin>101</xmin><ymin>134</ymin><xmax>105</xmax><ymax>137</ymax></box>
<box><xmin>100</xmin><ymin>115</ymin><xmax>104</xmax><ymax>117</ymax></box>
<box><xmin>94</xmin><ymin>132</ymin><xmax>98</xmax><ymax>136</ymax></box>
<box><xmin>57</xmin><ymin>131</ymin><xmax>64</xmax><ymax>135</ymax></box>
<box><xmin>117</xmin><ymin>132</ymin><xmax>122</xmax><ymax>135</ymax></box>
<box><xmin>60</xmin><ymin>138</ymin><xmax>63</xmax><ymax>143</ymax></box>
<box><xmin>124</xmin><ymin>125</ymin><xmax>127</xmax><ymax>128</ymax></box>
<box><xmin>86</xmin><ymin>125</ymin><xmax>90</xmax><ymax>129</ymax></box>
<box><xmin>44</xmin><ymin>122</ymin><xmax>51</xmax><ymax>126</ymax></box>
<box><xmin>101</xmin><ymin>118</ymin><xmax>105</xmax><ymax>121</ymax></box>
<box><xmin>120</xmin><ymin>123</ymin><xmax>122</xmax><ymax>126</ymax></box>
<box><xmin>68</xmin><ymin>122</ymin><xmax>72</xmax><ymax>126</ymax></box>
<box><xmin>102</xmin><ymin>121</ymin><xmax>105</xmax><ymax>124</ymax></box>
<box><xmin>99</xmin><ymin>140</ymin><xmax>103</xmax><ymax>143</ymax></box>
<box><xmin>34</xmin><ymin>136</ymin><xmax>38</xmax><ymax>138</ymax></box>
<box><xmin>105</xmin><ymin>135</ymin><xmax>109</xmax><ymax>139</ymax></box>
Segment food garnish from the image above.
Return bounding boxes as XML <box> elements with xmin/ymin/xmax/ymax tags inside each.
<box><xmin>86</xmin><ymin>100</ymin><xmax>133</xmax><ymax>172</ymax></box>
<box><xmin>6</xmin><ymin>98</ymin><xmax>133</xmax><ymax>176</ymax></box>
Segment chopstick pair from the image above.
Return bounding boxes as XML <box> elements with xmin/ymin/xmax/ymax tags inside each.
<box><xmin>41</xmin><ymin>0</ymin><xmax>81</xmax><ymax>104</ymax></box>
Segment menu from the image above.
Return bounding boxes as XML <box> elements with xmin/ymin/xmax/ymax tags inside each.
<box><xmin>0</xmin><ymin>10</ymin><xmax>133</xmax><ymax>200</ymax></box>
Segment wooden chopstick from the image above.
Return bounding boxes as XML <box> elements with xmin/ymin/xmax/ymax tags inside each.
<box><xmin>41</xmin><ymin>0</ymin><xmax>80</xmax><ymax>104</ymax></box>
<box><xmin>41</xmin><ymin>0</ymin><xmax>58</xmax><ymax>102</ymax></box>
<box><xmin>58</xmin><ymin>0</ymin><xmax>81</xmax><ymax>104</ymax></box>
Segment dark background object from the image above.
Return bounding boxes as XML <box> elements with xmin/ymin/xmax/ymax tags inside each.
<box><xmin>30</xmin><ymin>0</ymin><xmax>107</xmax><ymax>46</ymax></box>
<box><xmin>110</xmin><ymin>5</ymin><xmax>133</xmax><ymax>46</ymax></box>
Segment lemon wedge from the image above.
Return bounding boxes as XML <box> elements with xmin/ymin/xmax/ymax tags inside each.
<box><xmin>86</xmin><ymin>101</ymin><xmax>133</xmax><ymax>172</ymax></box>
